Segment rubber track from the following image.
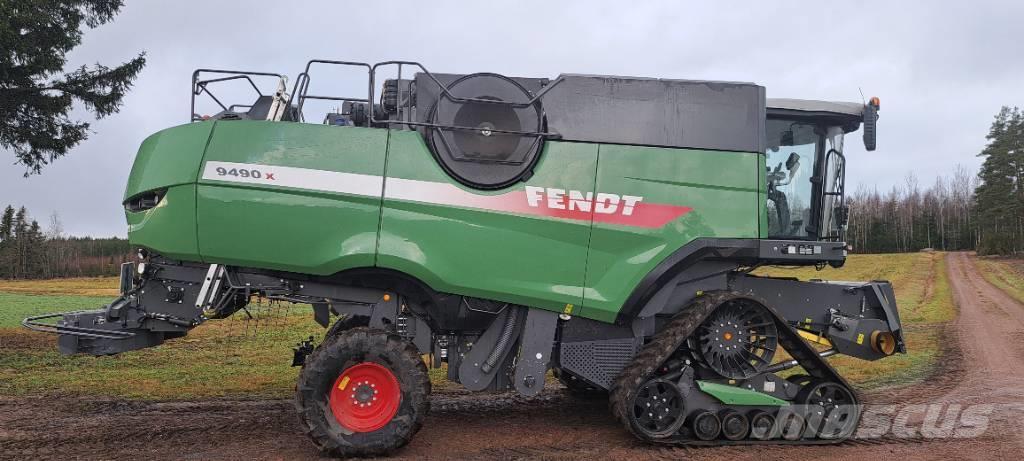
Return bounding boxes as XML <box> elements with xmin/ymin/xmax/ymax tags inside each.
<box><xmin>609</xmin><ymin>291</ymin><xmax>861</xmax><ymax>446</ymax></box>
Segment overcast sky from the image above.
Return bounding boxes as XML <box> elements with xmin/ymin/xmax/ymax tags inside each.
<box><xmin>1</xmin><ymin>1</ymin><xmax>1019</xmax><ymax>237</ymax></box>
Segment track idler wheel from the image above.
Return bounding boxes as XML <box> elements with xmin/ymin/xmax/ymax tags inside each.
<box><xmin>629</xmin><ymin>378</ymin><xmax>687</xmax><ymax>439</ymax></box>
<box><xmin>798</xmin><ymin>379</ymin><xmax>860</xmax><ymax>439</ymax></box>
<box><xmin>719</xmin><ymin>410</ymin><xmax>749</xmax><ymax>441</ymax></box>
<box><xmin>691</xmin><ymin>411</ymin><xmax>721</xmax><ymax>441</ymax></box>
<box><xmin>295</xmin><ymin>327</ymin><xmax>431</xmax><ymax>457</ymax></box>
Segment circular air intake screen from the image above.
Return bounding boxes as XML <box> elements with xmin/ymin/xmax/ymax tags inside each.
<box><xmin>428</xmin><ymin>73</ymin><xmax>544</xmax><ymax>190</ymax></box>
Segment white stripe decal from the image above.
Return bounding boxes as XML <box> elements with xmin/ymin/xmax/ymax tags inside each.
<box><xmin>201</xmin><ymin>161</ymin><xmax>383</xmax><ymax>197</ymax></box>
<box><xmin>384</xmin><ymin>177</ymin><xmax>472</xmax><ymax>203</ymax></box>
<box><xmin>199</xmin><ymin>161</ymin><xmax>692</xmax><ymax>228</ymax></box>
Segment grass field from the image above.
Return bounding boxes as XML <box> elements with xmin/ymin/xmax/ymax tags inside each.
<box><xmin>975</xmin><ymin>256</ymin><xmax>1024</xmax><ymax>304</ymax></box>
<box><xmin>0</xmin><ymin>252</ymin><xmax>955</xmax><ymax>399</ymax></box>
<box><xmin>756</xmin><ymin>251</ymin><xmax>954</xmax><ymax>388</ymax></box>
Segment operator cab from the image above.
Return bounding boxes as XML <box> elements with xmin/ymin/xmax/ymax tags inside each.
<box><xmin>765</xmin><ymin>98</ymin><xmax>879</xmax><ymax>242</ymax></box>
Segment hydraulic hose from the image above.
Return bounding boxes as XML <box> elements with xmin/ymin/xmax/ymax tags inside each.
<box><xmin>481</xmin><ymin>306</ymin><xmax>520</xmax><ymax>373</ymax></box>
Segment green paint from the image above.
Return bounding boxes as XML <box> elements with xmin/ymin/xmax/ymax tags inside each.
<box><xmin>195</xmin><ymin>121</ymin><xmax>387</xmax><ymax>273</ymax></box>
<box><xmin>124</xmin><ymin>122</ymin><xmax>212</xmax><ymax>200</ymax></box>
<box><xmin>126</xmin><ymin>185</ymin><xmax>199</xmax><ymax>260</ymax></box>
<box><xmin>697</xmin><ymin>380</ymin><xmax>790</xmax><ymax>406</ymax></box>
<box><xmin>582</xmin><ymin>144</ymin><xmax>760</xmax><ymax>321</ymax></box>
<box><xmin>758</xmin><ymin>153</ymin><xmax>768</xmax><ymax>238</ymax></box>
<box><xmin>124</xmin><ymin>121</ymin><xmax>763</xmax><ymax>322</ymax></box>
<box><xmin>377</xmin><ymin>132</ymin><xmax>595</xmax><ymax>313</ymax></box>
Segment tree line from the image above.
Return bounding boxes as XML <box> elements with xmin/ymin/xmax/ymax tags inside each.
<box><xmin>845</xmin><ymin>167</ymin><xmax>977</xmax><ymax>253</ymax></box>
<box><xmin>844</xmin><ymin>105</ymin><xmax>1022</xmax><ymax>256</ymax></box>
<box><xmin>0</xmin><ymin>205</ymin><xmax>131</xmax><ymax>279</ymax></box>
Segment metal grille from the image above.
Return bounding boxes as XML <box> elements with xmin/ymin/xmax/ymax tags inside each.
<box><xmin>559</xmin><ymin>338</ymin><xmax>638</xmax><ymax>389</ymax></box>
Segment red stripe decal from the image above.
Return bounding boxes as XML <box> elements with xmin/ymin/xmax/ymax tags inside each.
<box><xmin>386</xmin><ymin>180</ymin><xmax>692</xmax><ymax>229</ymax></box>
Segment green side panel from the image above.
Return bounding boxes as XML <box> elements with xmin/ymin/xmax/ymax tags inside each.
<box><xmin>377</xmin><ymin>131</ymin><xmax>596</xmax><ymax>313</ymax></box>
<box><xmin>124</xmin><ymin>122</ymin><xmax>213</xmax><ymax>200</ymax></box>
<box><xmin>195</xmin><ymin>121</ymin><xmax>387</xmax><ymax>274</ymax></box>
<box><xmin>126</xmin><ymin>185</ymin><xmax>199</xmax><ymax>260</ymax></box>
<box><xmin>697</xmin><ymin>381</ymin><xmax>789</xmax><ymax>406</ymax></box>
<box><xmin>758</xmin><ymin>154</ymin><xmax>768</xmax><ymax>238</ymax></box>
<box><xmin>583</xmin><ymin>145</ymin><xmax>761</xmax><ymax>322</ymax></box>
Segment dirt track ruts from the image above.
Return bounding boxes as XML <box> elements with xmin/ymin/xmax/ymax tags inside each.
<box><xmin>2</xmin><ymin>252</ymin><xmax>1023</xmax><ymax>460</ymax></box>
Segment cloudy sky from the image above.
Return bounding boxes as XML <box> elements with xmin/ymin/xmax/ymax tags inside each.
<box><xmin>2</xmin><ymin>1</ymin><xmax>1019</xmax><ymax>236</ymax></box>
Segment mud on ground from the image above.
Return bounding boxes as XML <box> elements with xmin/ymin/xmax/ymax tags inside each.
<box><xmin>2</xmin><ymin>253</ymin><xmax>1024</xmax><ymax>460</ymax></box>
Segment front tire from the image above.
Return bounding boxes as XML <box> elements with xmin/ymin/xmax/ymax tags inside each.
<box><xmin>295</xmin><ymin>327</ymin><xmax>430</xmax><ymax>458</ymax></box>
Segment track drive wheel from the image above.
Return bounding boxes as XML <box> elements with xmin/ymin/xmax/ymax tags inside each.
<box><xmin>690</xmin><ymin>298</ymin><xmax>778</xmax><ymax>380</ymax></box>
<box><xmin>295</xmin><ymin>327</ymin><xmax>430</xmax><ymax>457</ymax></box>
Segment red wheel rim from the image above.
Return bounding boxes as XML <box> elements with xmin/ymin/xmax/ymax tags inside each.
<box><xmin>329</xmin><ymin>362</ymin><xmax>401</xmax><ymax>432</ymax></box>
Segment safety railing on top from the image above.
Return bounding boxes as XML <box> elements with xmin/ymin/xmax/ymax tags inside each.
<box><xmin>288</xmin><ymin>60</ymin><xmax>373</xmax><ymax>123</ymax></box>
<box><xmin>190</xmin><ymin>60</ymin><xmax>567</xmax><ymax>141</ymax></box>
<box><xmin>190</xmin><ymin>69</ymin><xmax>287</xmax><ymax>122</ymax></box>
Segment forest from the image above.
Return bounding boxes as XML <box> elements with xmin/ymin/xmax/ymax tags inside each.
<box><xmin>0</xmin><ymin>205</ymin><xmax>131</xmax><ymax>279</ymax></box>
<box><xmin>852</xmin><ymin>106</ymin><xmax>1023</xmax><ymax>255</ymax></box>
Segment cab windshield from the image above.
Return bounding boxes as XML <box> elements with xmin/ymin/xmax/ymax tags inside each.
<box><xmin>765</xmin><ymin>120</ymin><xmax>819</xmax><ymax>238</ymax></box>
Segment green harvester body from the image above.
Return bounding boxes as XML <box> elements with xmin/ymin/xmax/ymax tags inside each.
<box><xmin>23</xmin><ymin>61</ymin><xmax>902</xmax><ymax>454</ymax></box>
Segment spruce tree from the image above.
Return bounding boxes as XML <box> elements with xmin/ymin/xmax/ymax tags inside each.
<box><xmin>0</xmin><ymin>205</ymin><xmax>13</xmax><ymax>278</ymax></box>
<box><xmin>974</xmin><ymin>107</ymin><xmax>1024</xmax><ymax>255</ymax></box>
<box><xmin>26</xmin><ymin>219</ymin><xmax>45</xmax><ymax>277</ymax></box>
<box><xmin>0</xmin><ymin>0</ymin><xmax>145</xmax><ymax>174</ymax></box>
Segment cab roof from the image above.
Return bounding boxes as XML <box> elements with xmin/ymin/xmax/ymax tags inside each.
<box><xmin>766</xmin><ymin>98</ymin><xmax>865</xmax><ymax>131</ymax></box>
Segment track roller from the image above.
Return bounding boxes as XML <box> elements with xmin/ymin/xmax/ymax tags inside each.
<box><xmin>691</xmin><ymin>411</ymin><xmax>721</xmax><ymax>441</ymax></box>
<box><xmin>718</xmin><ymin>410</ymin><xmax>749</xmax><ymax>441</ymax></box>
<box><xmin>748</xmin><ymin>410</ymin><xmax>775</xmax><ymax>440</ymax></box>
<box><xmin>778</xmin><ymin>411</ymin><xmax>806</xmax><ymax>441</ymax></box>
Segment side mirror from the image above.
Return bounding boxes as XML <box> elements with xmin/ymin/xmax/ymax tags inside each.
<box><xmin>863</xmin><ymin>97</ymin><xmax>880</xmax><ymax>151</ymax></box>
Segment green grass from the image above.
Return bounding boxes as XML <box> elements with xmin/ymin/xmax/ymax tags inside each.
<box><xmin>975</xmin><ymin>256</ymin><xmax>1024</xmax><ymax>304</ymax></box>
<box><xmin>0</xmin><ymin>292</ymin><xmax>113</xmax><ymax>328</ymax></box>
<box><xmin>757</xmin><ymin>251</ymin><xmax>955</xmax><ymax>389</ymax></box>
<box><xmin>0</xmin><ymin>253</ymin><xmax>957</xmax><ymax>398</ymax></box>
<box><xmin>0</xmin><ymin>276</ymin><xmax>120</xmax><ymax>297</ymax></box>
<box><xmin>0</xmin><ymin>303</ymin><xmax>326</xmax><ymax>399</ymax></box>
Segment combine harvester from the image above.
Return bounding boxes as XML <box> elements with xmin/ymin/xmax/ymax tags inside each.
<box><xmin>25</xmin><ymin>60</ymin><xmax>902</xmax><ymax>457</ymax></box>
